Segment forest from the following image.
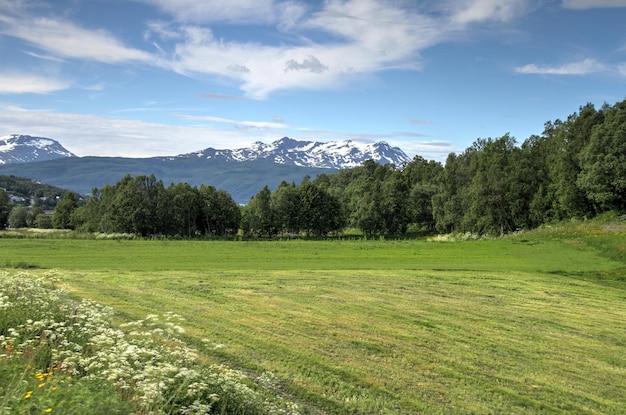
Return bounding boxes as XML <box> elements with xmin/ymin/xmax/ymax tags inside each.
<box><xmin>1</xmin><ymin>98</ymin><xmax>624</xmax><ymax>237</ymax></box>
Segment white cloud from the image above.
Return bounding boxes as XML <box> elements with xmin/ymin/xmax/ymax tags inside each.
<box><xmin>176</xmin><ymin>114</ymin><xmax>289</xmax><ymax>130</ymax></box>
<box><xmin>0</xmin><ymin>0</ymin><xmax>538</xmax><ymax>100</ymax></box>
<box><xmin>163</xmin><ymin>0</ymin><xmax>445</xmax><ymax>98</ymax></box>
<box><xmin>446</xmin><ymin>0</ymin><xmax>532</xmax><ymax>25</ymax></box>
<box><xmin>0</xmin><ymin>73</ymin><xmax>70</xmax><ymax>94</ymax></box>
<box><xmin>140</xmin><ymin>0</ymin><xmax>308</xmax><ymax>27</ymax></box>
<box><xmin>562</xmin><ymin>0</ymin><xmax>626</xmax><ymax>9</ymax></box>
<box><xmin>21</xmin><ymin>51</ymin><xmax>66</xmax><ymax>62</ymax></box>
<box><xmin>0</xmin><ymin>108</ymin><xmax>269</xmax><ymax>157</ymax></box>
<box><xmin>0</xmin><ymin>6</ymin><xmax>153</xmax><ymax>64</ymax></box>
<box><xmin>398</xmin><ymin>140</ymin><xmax>462</xmax><ymax>162</ymax></box>
<box><xmin>515</xmin><ymin>58</ymin><xmax>606</xmax><ymax>75</ymax></box>
<box><xmin>0</xmin><ymin>106</ymin><xmax>451</xmax><ymax>159</ymax></box>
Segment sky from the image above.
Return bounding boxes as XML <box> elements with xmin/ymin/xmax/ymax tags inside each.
<box><xmin>0</xmin><ymin>0</ymin><xmax>625</xmax><ymax>161</ymax></box>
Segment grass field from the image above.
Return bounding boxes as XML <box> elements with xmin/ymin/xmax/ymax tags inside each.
<box><xmin>2</xmin><ymin>221</ymin><xmax>625</xmax><ymax>414</ymax></box>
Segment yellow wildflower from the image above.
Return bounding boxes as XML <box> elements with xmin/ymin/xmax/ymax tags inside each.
<box><xmin>24</xmin><ymin>391</ymin><xmax>33</xmax><ymax>399</ymax></box>
<box><xmin>44</xmin><ymin>409</ymin><xmax>53</xmax><ymax>413</ymax></box>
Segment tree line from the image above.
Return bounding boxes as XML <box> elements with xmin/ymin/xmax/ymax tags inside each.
<box><xmin>308</xmin><ymin>98</ymin><xmax>624</xmax><ymax>236</ymax></box>
<box><xmin>2</xmin><ymin>98</ymin><xmax>624</xmax><ymax>237</ymax></box>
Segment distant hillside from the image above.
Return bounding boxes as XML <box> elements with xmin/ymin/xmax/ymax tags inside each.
<box><xmin>0</xmin><ymin>175</ymin><xmax>80</xmax><ymax>209</ymax></box>
<box><xmin>0</xmin><ymin>157</ymin><xmax>336</xmax><ymax>204</ymax></box>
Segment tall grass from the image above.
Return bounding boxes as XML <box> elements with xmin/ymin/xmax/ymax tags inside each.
<box><xmin>0</xmin><ymin>271</ymin><xmax>301</xmax><ymax>415</ymax></box>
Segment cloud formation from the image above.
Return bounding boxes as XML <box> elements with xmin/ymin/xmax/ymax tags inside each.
<box><xmin>448</xmin><ymin>0</ymin><xmax>532</xmax><ymax>25</ymax></box>
<box><xmin>0</xmin><ymin>12</ymin><xmax>151</xmax><ymax>64</ymax></box>
<box><xmin>141</xmin><ymin>0</ymin><xmax>308</xmax><ymax>26</ymax></box>
<box><xmin>177</xmin><ymin>114</ymin><xmax>289</xmax><ymax>130</ymax></box>
<box><xmin>0</xmin><ymin>73</ymin><xmax>70</xmax><ymax>94</ymax></box>
<box><xmin>0</xmin><ymin>0</ymin><xmax>543</xmax><ymax>98</ymax></box>
<box><xmin>285</xmin><ymin>56</ymin><xmax>329</xmax><ymax>74</ymax></box>
<box><xmin>515</xmin><ymin>58</ymin><xmax>606</xmax><ymax>75</ymax></box>
<box><xmin>0</xmin><ymin>105</ymin><xmax>454</xmax><ymax>160</ymax></box>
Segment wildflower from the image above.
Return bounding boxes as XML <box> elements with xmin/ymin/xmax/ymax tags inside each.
<box><xmin>24</xmin><ymin>391</ymin><xmax>33</xmax><ymax>399</ymax></box>
<box><xmin>44</xmin><ymin>408</ymin><xmax>53</xmax><ymax>413</ymax></box>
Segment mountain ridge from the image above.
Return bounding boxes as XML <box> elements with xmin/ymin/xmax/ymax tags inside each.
<box><xmin>175</xmin><ymin>137</ymin><xmax>410</xmax><ymax>168</ymax></box>
<box><xmin>0</xmin><ymin>134</ymin><xmax>77</xmax><ymax>164</ymax></box>
<box><xmin>0</xmin><ymin>134</ymin><xmax>410</xmax><ymax>169</ymax></box>
<box><xmin>0</xmin><ymin>135</ymin><xmax>410</xmax><ymax>203</ymax></box>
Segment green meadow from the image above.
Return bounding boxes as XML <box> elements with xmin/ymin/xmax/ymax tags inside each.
<box><xmin>2</xmin><ymin>221</ymin><xmax>625</xmax><ymax>414</ymax></box>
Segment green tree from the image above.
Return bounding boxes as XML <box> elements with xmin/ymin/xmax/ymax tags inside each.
<box><xmin>166</xmin><ymin>182</ymin><xmax>201</xmax><ymax>238</ymax></box>
<box><xmin>522</xmin><ymin>133</ymin><xmax>558</xmax><ymax>227</ymax></box>
<box><xmin>97</xmin><ymin>175</ymin><xmax>165</xmax><ymax>235</ymax></box>
<box><xmin>578</xmin><ymin>99</ymin><xmax>626</xmax><ymax>212</ymax></box>
<box><xmin>550</xmin><ymin>104</ymin><xmax>604</xmax><ymax>219</ymax></box>
<box><xmin>0</xmin><ymin>189</ymin><xmax>9</xmax><ymax>229</ymax></box>
<box><xmin>27</xmin><ymin>207</ymin><xmax>45</xmax><ymax>227</ymax></box>
<box><xmin>52</xmin><ymin>192</ymin><xmax>79</xmax><ymax>229</ymax></box>
<box><xmin>272</xmin><ymin>182</ymin><xmax>300</xmax><ymax>234</ymax></box>
<box><xmin>297</xmin><ymin>182</ymin><xmax>344</xmax><ymax>236</ymax></box>
<box><xmin>33</xmin><ymin>213</ymin><xmax>53</xmax><ymax>229</ymax></box>
<box><xmin>8</xmin><ymin>205</ymin><xmax>29</xmax><ymax>228</ymax></box>
<box><xmin>241</xmin><ymin>185</ymin><xmax>275</xmax><ymax>237</ymax></box>
<box><xmin>355</xmin><ymin>185</ymin><xmax>384</xmax><ymax>237</ymax></box>
<box><xmin>380</xmin><ymin>171</ymin><xmax>411</xmax><ymax>234</ymax></box>
<box><xmin>402</xmin><ymin>156</ymin><xmax>443</xmax><ymax>232</ymax></box>
<box><xmin>198</xmin><ymin>185</ymin><xmax>241</xmax><ymax>236</ymax></box>
<box><xmin>464</xmin><ymin>135</ymin><xmax>519</xmax><ymax>235</ymax></box>
<box><xmin>432</xmin><ymin>151</ymin><xmax>473</xmax><ymax>233</ymax></box>
<box><xmin>71</xmin><ymin>188</ymin><xmax>103</xmax><ymax>232</ymax></box>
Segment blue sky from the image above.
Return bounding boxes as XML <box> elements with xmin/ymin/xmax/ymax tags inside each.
<box><xmin>1</xmin><ymin>0</ymin><xmax>625</xmax><ymax>160</ymax></box>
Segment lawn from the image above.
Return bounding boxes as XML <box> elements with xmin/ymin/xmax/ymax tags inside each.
<box><xmin>1</xmin><ymin>224</ymin><xmax>625</xmax><ymax>414</ymax></box>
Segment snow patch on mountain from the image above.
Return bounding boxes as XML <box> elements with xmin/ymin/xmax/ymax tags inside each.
<box><xmin>179</xmin><ymin>137</ymin><xmax>410</xmax><ymax>169</ymax></box>
<box><xmin>0</xmin><ymin>134</ymin><xmax>76</xmax><ymax>164</ymax></box>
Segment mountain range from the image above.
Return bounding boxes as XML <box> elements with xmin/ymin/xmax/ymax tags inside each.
<box><xmin>0</xmin><ymin>134</ymin><xmax>410</xmax><ymax>203</ymax></box>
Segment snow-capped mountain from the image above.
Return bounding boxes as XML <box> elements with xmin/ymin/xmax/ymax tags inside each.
<box><xmin>0</xmin><ymin>134</ymin><xmax>76</xmax><ymax>164</ymax></box>
<box><xmin>179</xmin><ymin>137</ymin><xmax>410</xmax><ymax>168</ymax></box>
<box><xmin>0</xmin><ymin>135</ymin><xmax>412</xmax><ymax>203</ymax></box>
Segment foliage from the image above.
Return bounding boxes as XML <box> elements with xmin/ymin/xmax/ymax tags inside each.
<box><xmin>69</xmin><ymin>174</ymin><xmax>241</xmax><ymax>238</ymax></box>
<box><xmin>577</xmin><ymin>100</ymin><xmax>626</xmax><ymax>211</ymax></box>
<box><xmin>8</xmin><ymin>206</ymin><xmax>29</xmax><ymax>228</ymax></box>
<box><xmin>0</xmin><ymin>175</ymin><xmax>77</xmax><ymax>210</ymax></box>
<box><xmin>0</xmin><ymin>189</ymin><xmax>9</xmax><ymax>229</ymax></box>
<box><xmin>242</xmin><ymin>181</ymin><xmax>345</xmax><ymax>237</ymax></box>
<box><xmin>52</xmin><ymin>192</ymin><xmax>79</xmax><ymax>230</ymax></box>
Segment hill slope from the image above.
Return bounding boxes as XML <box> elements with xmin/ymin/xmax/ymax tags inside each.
<box><xmin>0</xmin><ymin>157</ymin><xmax>335</xmax><ymax>203</ymax></box>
